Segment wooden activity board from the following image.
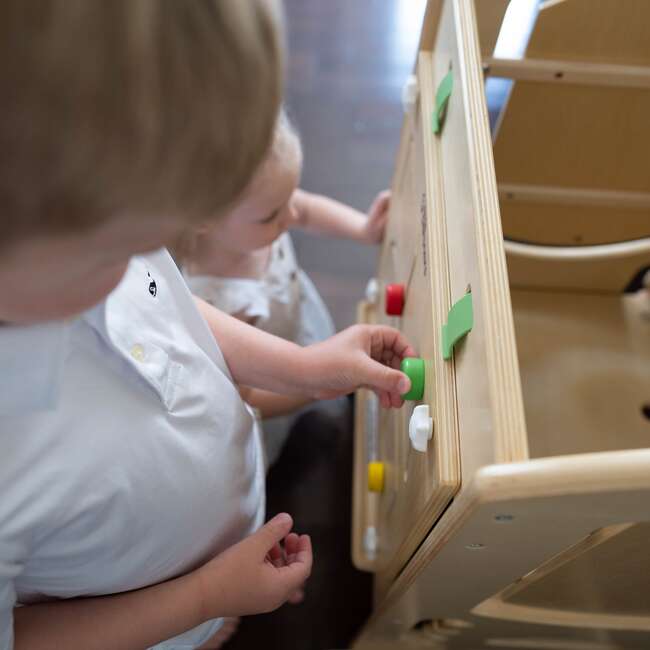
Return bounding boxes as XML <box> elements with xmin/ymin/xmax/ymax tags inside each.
<box><xmin>351</xmin><ymin>1</ymin><xmax>650</xmax><ymax>648</ymax></box>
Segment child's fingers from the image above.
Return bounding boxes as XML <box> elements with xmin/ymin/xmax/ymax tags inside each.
<box><xmin>368</xmin><ymin>326</ymin><xmax>415</xmax><ymax>363</ymax></box>
<box><xmin>277</xmin><ymin>535</ymin><xmax>312</xmax><ymax>591</ymax></box>
<box><xmin>255</xmin><ymin>513</ymin><xmax>294</xmax><ymax>553</ymax></box>
<box><xmin>284</xmin><ymin>532</ymin><xmax>301</xmax><ymax>563</ymax></box>
<box><xmin>361</xmin><ymin>358</ymin><xmax>410</xmax><ymax>397</ymax></box>
<box><xmin>376</xmin><ymin>389</ymin><xmax>390</xmax><ymax>409</ymax></box>
<box><xmin>288</xmin><ymin>587</ymin><xmax>305</xmax><ymax>605</ymax></box>
<box><xmin>267</xmin><ymin>542</ymin><xmax>285</xmax><ymax>568</ymax></box>
<box><xmin>295</xmin><ymin>534</ymin><xmax>312</xmax><ymax>570</ymax></box>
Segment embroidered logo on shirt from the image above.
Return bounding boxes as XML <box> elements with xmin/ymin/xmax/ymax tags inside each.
<box><xmin>147</xmin><ymin>271</ymin><xmax>157</xmax><ymax>297</ymax></box>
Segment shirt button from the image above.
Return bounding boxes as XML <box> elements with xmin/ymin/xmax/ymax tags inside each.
<box><xmin>130</xmin><ymin>343</ymin><xmax>146</xmax><ymax>362</ymax></box>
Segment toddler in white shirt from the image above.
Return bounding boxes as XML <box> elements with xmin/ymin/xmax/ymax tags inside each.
<box><xmin>182</xmin><ymin>111</ymin><xmax>391</xmax><ymax>465</ymax></box>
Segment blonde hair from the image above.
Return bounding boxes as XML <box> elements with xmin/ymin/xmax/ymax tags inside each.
<box><xmin>177</xmin><ymin>108</ymin><xmax>302</xmax><ymax>265</ymax></box>
<box><xmin>0</xmin><ymin>0</ymin><xmax>284</xmax><ymax>246</ymax></box>
<box><xmin>248</xmin><ymin>108</ymin><xmax>303</xmax><ymax>194</ymax></box>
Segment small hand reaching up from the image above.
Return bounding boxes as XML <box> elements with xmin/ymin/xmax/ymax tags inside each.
<box><xmin>362</xmin><ymin>190</ymin><xmax>391</xmax><ymax>244</ymax></box>
<box><xmin>303</xmin><ymin>324</ymin><xmax>416</xmax><ymax>408</ymax></box>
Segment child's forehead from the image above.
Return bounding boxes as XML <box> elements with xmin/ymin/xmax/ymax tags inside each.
<box><xmin>247</xmin><ymin>158</ymin><xmax>300</xmax><ymax>202</ymax></box>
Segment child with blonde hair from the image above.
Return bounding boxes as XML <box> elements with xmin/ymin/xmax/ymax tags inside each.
<box><xmin>0</xmin><ymin>3</ymin><xmax>414</xmax><ymax>649</ymax></box>
<box><xmin>182</xmin><ymin>111</ymin><xmax>391</xmax><ymax>465</ymax></box>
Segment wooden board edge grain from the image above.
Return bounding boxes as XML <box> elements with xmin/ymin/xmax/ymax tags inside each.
<box><xmin>454</xmin><ymin>0</ymin><xmax>528</xmax><ymax>464</ymax></box>
<box><xmin>418</xmin><ymin>50</ymin><xmax>461</xmax><ymax>501</ymax></box>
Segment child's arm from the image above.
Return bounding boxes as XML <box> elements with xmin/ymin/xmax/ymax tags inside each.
<box><xmin>239</xmin><ymin>386</ymin><xmax>313</xmax><ymax>418</ymax></box>
<box><xmin>13</xmin><ymin>514</ymin><xmax>310</xmax><ymax>650</ymax></box>
<box><xmin>195</xmin><ymin>298</ymin><xmax>414</xmax><ymax>409</ymax></box>
<box><xmin>291</xmin><ymin>188</ymin><xmax>390</xmax><ymax>244</ymax></box>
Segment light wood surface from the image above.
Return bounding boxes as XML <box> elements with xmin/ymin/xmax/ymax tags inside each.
<box><xmin>527</xmin><ymin>0</ymin><xmax>650</xmax><ymax>66</ymax></box>
<box><xmin>354</xmin><ymin>451</ymin><xmax>650</xmax><ymax>648</ymax></box>
<box><xmin>351</xmin><ymin>1</ymin><xmax>650</xmax><ymax>647</ymax></box>
<box><xmin>494</xmin><ymin>83</ymin><xmax>650</xmax><ymax>193</ymax></box>
<box><xmin>352</xmin><ymin>0</ymin><xmax>527</xmax><ymax>589</ymax></box>
<box><xmin>474</xmin><ymin>522</ymin><xmax>650</xmax><ymax>630</ymax></box>
<box><xmin>351</xmin><ymin>21</ymin><xmax>462</xmax><ymax>585</ymax></box>
<box><xmin>474</xmin><ymin>0</ymin><xmax>509</xmax><ymax>57</ymax></box>
<box><xmin>512</xmin><ymin>289</ymin><xmax>650</xmax><ymax>458</ymax></box>
<box><xmin>493</xmin><ymin>0</ymin><xmax>650</xmax><ymax>246</ymax></box>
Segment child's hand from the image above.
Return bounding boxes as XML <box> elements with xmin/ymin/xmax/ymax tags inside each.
<box><xmin>193</xmin><ymin>514</ymin><xmax>312</xmax><ymax>618</ymax></box>
<box><xmin>362</xmin><ymin>190</ymin><xmax>391</xmax><ymax>244</ymax></box>
<box><xmin>304</xmin><ymin>325</ymin><xmax>416</xmax><ymax>408</ymax></box>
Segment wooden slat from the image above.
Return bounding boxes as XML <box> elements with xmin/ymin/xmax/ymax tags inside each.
<box><xmin>487</xmin><ymin>56</ymin><xmax>650</xmax><ymax>89</ymax></box>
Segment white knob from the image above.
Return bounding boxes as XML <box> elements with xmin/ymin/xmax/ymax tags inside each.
<box><xmin>365</xmin><ymin>277</ymin><xmax>379</xmax><ymax>304</ymax></box>
<box><xmin>401</xmin><ymin>74</ymin><xmax>419</xmax><ymax>115</ymax></box>
<box><xmin>409</xmin><ymin>404</ymin><xmax>433</xmax><ymax>453</ymax></box>
<box><xmin>363</xmin><ymin>526</ymin><xmax>378</xmax><ymax>556</ymax></box>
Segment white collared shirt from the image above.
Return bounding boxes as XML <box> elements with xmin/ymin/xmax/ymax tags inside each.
<box><xmin>0</xmin><ymin>249</ymin><xmax>265</xmax><ymax>649</ymax></box>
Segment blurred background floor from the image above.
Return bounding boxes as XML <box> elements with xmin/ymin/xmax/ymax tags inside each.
<box><xmin>228</xmin><ymin>1</ymin><xmax>425</xmax><ymax>649</ymax></box>
<box><xmin>286</xmin><ymin>0</ymin><xmax>426</xmax><ymax>331</ymax></box>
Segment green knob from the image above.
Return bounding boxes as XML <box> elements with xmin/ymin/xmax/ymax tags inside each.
<box><xmin>400</xmin><ymin>357</ymin><xmax>425</xmax><ymax>401</ymax></box>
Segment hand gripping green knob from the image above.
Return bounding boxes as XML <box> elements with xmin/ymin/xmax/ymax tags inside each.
<box><xmin>400</xmin><ymin>357</ymin><xmax>425</xmax><ymax>401</ymax></box>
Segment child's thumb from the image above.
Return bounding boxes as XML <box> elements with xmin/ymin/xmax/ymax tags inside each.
<box><xmin>362</xmin><ymin>359</ymin><xmax>410</xmax><ymax>396</ymax></box>
<box><xmin>255</xmin><ymin>513</ymin><xmax>293</xmax><ymax>550</ymax></box>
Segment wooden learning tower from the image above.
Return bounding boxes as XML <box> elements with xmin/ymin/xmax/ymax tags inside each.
<box><xmin>351</xmin><ymin>1</ymin><xmax>650</xmax><ymax>648</ymax></box>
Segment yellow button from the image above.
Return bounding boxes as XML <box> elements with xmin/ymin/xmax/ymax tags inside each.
<box><xmin>130</xmin><ymin>343</ymin><xmax>145</xmax><ymax>362</ymax></box>
<box><xmin>367</xmin><ymin>461</ymin><xmax>385</xmax><ymax>493</ymax></box>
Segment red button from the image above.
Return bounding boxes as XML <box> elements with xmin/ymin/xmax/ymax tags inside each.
<box><xmin>385</xmin><ymin>284</ymin><xmax>405</xmax><ymax>315</ymax></box>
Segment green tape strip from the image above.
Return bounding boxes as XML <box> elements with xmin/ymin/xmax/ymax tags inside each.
<box><xmin>432</xmin><ymin>69</ymin><xmax>453</xmax><ymax>135</ymax></box>
<box><xmin>442</xmin><ymin>292</ymin><xmax>473</xmax><ymax>360</ymax></box>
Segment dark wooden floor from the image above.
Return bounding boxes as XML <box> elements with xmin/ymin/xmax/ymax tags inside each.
<box><xmin>287</xmin><ymin>0</ymin><xmax>426</xmax><ymax>331</ymax></box>
<box><xmin>228</xmin><ymin>2</ymin><xmax>425</xmax><ymax>649</ymax></box>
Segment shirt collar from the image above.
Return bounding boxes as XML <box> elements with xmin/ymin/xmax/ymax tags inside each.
<box><xmin>0</xmin><ymin>318</ymin><xmax>71</xmax><ymax>416</ymax></box>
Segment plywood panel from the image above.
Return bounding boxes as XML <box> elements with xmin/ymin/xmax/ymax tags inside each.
<box><xmin>493</xmin><ymin>83</ymin><xmax>650</xmax><ymax>193</ymax></box>
<box><xmin>512</xmin><ymin>290</ymin><xmax>650</xmax><ymax>459</ymax></box>
<box><xmin>528</xmin><ymin>0</ymin><xmax>650</xmax><ymax>66</ymax></box>
<box><xmin>510</xmin><ymin>523</ymin><xmax>650</xmax><ymax>616</ymax></box>
<box><xmin>354</xmin><ymin>451</ymin><xmax>650</xmax><ymax>648</ymax></box>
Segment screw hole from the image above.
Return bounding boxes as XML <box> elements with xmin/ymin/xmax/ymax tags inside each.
<box><xmin>642</xmin><ymin>404</ymin><xmax>650</xmax><ymax>421</ymax></box>
<box><xmin>555</xmin><ymin>71</ymin><xmax>564</xmax><ymax>79</ymax></box>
